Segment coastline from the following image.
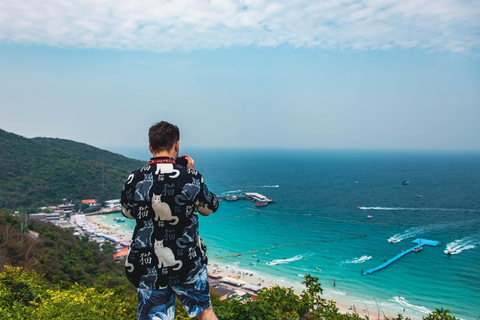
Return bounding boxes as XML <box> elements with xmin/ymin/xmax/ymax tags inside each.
<box><xmin>83</xmin><ymin>213</ymin><xmax>380</xmax><ymax>319</ymax></box>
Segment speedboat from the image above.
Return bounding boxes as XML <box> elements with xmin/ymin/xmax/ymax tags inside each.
<box><xmin>388</xmin><ymin>238</ymin><xmax>397</xmax><ymax>243</ymax></box>
<box><xmin>413</xmin><ymin>247</ymin><xmax>422</xmax><ymax>252</ymax></box>
<box><xmin>445</xmin><ymin>249</ymin><xmax>454</xmax><ymax>255</ymax></box>
<box><xmin>367</xmin><ymin>215</ymin><xmax>373</xmax><ymax>219</ymax></box>
<box><xmin>255</xmin><ymin>200</ymin><xmax>269</xmax><ymax>207</ymax></box>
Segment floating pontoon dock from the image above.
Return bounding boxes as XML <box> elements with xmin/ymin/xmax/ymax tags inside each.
<box><xmin>218</xmin><ymin>192</ymin><xmax>275</xmax><ymax>204</ymax></box>
<box><xmin>362</xmin><ymin>238</ymin><xmax>441</xmax><ymax>275</ymax></box>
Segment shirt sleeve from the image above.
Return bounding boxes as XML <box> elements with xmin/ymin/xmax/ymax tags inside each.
<box><xmin>196</xmin><ymin>176</ymin><xmax>219</xmax><ymax>216</ymax></box>
<box><xmin>120</xmin><ymin>172</ymin><xmax>135</xmax><ymax>219</ymax></box>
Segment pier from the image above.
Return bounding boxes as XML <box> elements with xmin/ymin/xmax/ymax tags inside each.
<box><xmin>218</xmin><ymin>192</ymin><xmax>275</xmax><ymax>204</ymax></box>
<box><xmin>362</xmin><ymin>238</ymin><xmax>441</xmax><ymax>275</ymax></box>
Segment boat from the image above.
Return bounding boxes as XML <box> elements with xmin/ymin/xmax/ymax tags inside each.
<box><xmin>357</xmin><ymin>206</ymin><xmax>366</xmax><ymax>209</ymax></box>
<box><xmin>367</xmin><ymin>215</ymin><xmax>373</xmax><ymax>219</ymax></box>
<box><xmin>225</xmin><ymin>195</ymin><xmax>239</xmax><ymax>201</ymax></box>
<box><xmin>401</xmin><ymin>180</ymin><xmax>409</xmax><ymax>185</ymax></box>
<box><xmin>413</xmin><ymin>247</ymin><xmax>422</xmax><ymax>252</ymax></box>
<box><xmin>255</xmin><ymin>200</ymin><xmax>269</xmax><ymax>207</ymax></box>
<box><xmin>445</xmin><ymin>249</ymin><xmax>454</xmax><ymax>255</ymax></box>
<box><xmin>415</xmin><ymin>195</ymin><xmax>423</xmax><ymax>198</ymax></box>
<box><xmin>388</xmin><ymin>238</ymin><xmax>398</xmax><ymax>243</ymax></box>
<box><xmin>114</xmin><ymin>218</ymin><xmax>125</xmax><ymax>222</ymax></box>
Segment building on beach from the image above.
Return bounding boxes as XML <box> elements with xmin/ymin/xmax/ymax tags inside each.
<box><xmin>82</xmin><ymin>199</ymin><xmax>97</xmax><ymax>206</ymax></box>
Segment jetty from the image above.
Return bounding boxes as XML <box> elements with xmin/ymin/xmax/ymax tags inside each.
<box><xmin>362</xmin><ymin>238</ymin><xmax>441</xmax><ymax>275</ymax></box>
<box><xmin>218</xmin><ymin>192</ymin><xmax>275</xmax><ymax>204</ymax></box>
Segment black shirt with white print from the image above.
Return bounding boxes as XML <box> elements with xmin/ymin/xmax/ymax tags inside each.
<box><xmin>120</xmin><ymin>157</ymin><xmax>219</xmax><ymax>289</ymax></box>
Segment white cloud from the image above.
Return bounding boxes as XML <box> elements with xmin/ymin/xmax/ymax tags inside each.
<box><xmin>0</xmin><ymin>0</ymin><xmax>478</xmax><ymax>53</ymax></box>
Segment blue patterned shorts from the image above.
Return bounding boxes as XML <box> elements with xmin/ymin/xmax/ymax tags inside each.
<box><xmin>137</xmin><ymin>265</ymin><xmax>211</xmax><ymax>320</ymax></box>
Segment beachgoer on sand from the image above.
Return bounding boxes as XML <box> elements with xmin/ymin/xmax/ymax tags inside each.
<box><xmin>121</xmin><ymin>121</ymin><xmax>219</xmax><ymax>320</ymax></box>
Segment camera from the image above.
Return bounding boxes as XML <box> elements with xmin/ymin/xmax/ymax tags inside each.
<box><xmin>176</xmin><ymin>156</ymin><xmax>188</xmax><ymax>167</ymax></box>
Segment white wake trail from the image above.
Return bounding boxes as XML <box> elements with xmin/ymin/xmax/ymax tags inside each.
<box><xmin>445</xmin><ymin>237</ymin><xmax>478</xmax><ymax>255</ymax></box>
<box><xmin>388</xmin><ymin>226</ymin><xmax>427</xmax><ymax>243</ymax></box>
<box><xmin>267</xmin><ymin>255</ymin><xmax>302</xmax><ymax>266</ymax></box>
<box><xmin>345</xmin><ymin>255</ymin><xmax>372</xmax><ymax>264</ymax></box>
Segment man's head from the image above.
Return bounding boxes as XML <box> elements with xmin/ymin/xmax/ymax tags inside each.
<box><xmin>148</xmin><ymin>121</ymin><xmax>180</xmax><ymax>156</ymax></box>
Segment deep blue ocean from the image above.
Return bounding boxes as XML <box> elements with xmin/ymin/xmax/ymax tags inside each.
<box><xmin>102</xmin><ymin>148</ymin><xmax>480</xmax><ymax>319</ymax></box>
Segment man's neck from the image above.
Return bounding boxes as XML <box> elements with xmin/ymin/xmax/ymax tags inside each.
<box><xmin>152</xmin><ymin>151</ymin><xmax>175</xmax><ymax>158</ymax></box>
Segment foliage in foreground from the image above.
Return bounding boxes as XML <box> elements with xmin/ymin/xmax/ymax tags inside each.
<box><xmin>0</xmin><ymin>266</ymin><xmax>136</xmax><ymax>320</ymax></box>
<box><xmin>0</xmin><ymin>266</ymin><xmax>469</xmax><ymax>320</ymax></box>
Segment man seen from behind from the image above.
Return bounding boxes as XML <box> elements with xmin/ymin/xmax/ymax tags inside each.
<box><xmin>121</xmin><ymin>121</ymin><xmax>219</xmax><ymax>320</ymax></box>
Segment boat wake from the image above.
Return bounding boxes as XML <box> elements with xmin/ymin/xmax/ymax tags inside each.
<box><xmin>345</xmin><ymin>255</ymin><xmax>372</xmax><ymax>264</ymax></box>
<box><xmin>224</xmin><ymin>190</ymin><xmax>242</xmax><ymax>194</ymax></box>
<box><xmin>388</xmin><ymin>226</ymin><xmax>427</xmax><ymax>243</ymax></box>
<box><xmin>392</xmin><ymin>296</ymin><xmax>431</xmax><ymax>314</ymax></box>
<box><xmin>388</xmin><ymin>222</ymin><xmax>458</xmax><ymax>243</ymax></box>
<box><xmin>445</xmin><ymin>237</ymin><xmax>478</xmax><ymax>255</ymax></box>
<box><xmin>267</xmin><ymin>255</ymin><xmax>302</xmax><ymax>266</ymax></box>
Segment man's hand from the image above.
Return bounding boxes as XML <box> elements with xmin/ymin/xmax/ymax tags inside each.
<box><xmin>181</xmin><ymin>154</ymin><xmax>195</xmax><ymax>170</ymax></box>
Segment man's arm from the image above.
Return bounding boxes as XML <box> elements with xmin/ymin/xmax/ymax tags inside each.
<box><xmin>120</xmin><ymin>173</ymin><xmax>135</xmax><ymax>219</ymax></box>
<box><xmin>196</xmin><ymin>177</ymin><xmax>219</xmax><ymax>216</ymax></box>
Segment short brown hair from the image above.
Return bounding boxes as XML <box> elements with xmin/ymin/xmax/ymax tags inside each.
<box><xmin>149</xmin><ymin>121</ymin><xmax>180</xmax><ymax>153</ymax></box>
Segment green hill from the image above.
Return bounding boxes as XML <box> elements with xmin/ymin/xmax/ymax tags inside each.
<box><xmin>0</xmin><ymin>129</ymin><xmax>145</xmax><ymax>210</ymax></box>
<box><xmin>32</xmin><ymin>137</ymin><xmax>143</xmax><ymax>172</ymax></box>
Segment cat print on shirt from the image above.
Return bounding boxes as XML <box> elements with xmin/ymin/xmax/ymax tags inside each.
<box><xmin>176</xmin><ymin>223</ymin><xmax>197</xmax><ymax>248</ymax></box>
<box><xmin>196</xmin><ymin>237</ymin><xmax>205</xmax><ymax>257</ymax></box>
<box><xmin>139</xmin><ymin>267</ymin><xmax>157</xmax><ymax>289</ymax></box>
<box><xmin>154</xmin><ymin>239</ymin><xmax>182</xmax><ymax>271</ymax></box>
<box><xmin>125</xmin><ymin>247</ymin><xmax>134</xmax><ymax>273</ymax></box>
<box><xmin>122</xmin><ymin>203</ymin><xmax>134</xmax><ymax>219</ymax></box>
<box><xmin>152</xmin><ymin>193</ymin><xmax>179</xmax><ymax>225</ymax></box>
<box><xmin>132</xmin><ymin>220</ymin><xmax>154</xmax><ymax>248</ymax></box>
<box><xmin>175</xmin><ymin>178</ymin><xmax>201</xmax><ymax>206</ymax></box>
<box><xmin>135</xmin><ymin>173</ymin><xmax>154</xmax><ymax>201</ymax></box>
<box><xmin>155</xmin><ymin>163</ymin><xmax>180</xmax><ymax>179</ymax></box>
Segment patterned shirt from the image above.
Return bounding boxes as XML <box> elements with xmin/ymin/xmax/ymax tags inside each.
<box><xmin>120</xmin><ymin>157</ymin><xmax>219</xmax><ymax>289</ymax></box>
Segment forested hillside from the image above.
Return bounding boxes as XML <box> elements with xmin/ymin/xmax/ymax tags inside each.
<box><xmin>0</xmin><ymin>129</ymin><xmax>144</xmax><ymax>210</ymax></box>
<box><xmin>32</xmin><ymin>137</ymin><xmax>143</xmax><ymax>171</ymax></box>
<box><xmin>0</xmin><ymin>211</ymin><xmax>127</xmax><ymax>287</ymax></box>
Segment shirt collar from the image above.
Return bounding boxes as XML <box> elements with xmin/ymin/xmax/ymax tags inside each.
<box><xmin>148</xmin><ymin>157</ymin><xmax>176</xmax><ymax>165</ymax></box>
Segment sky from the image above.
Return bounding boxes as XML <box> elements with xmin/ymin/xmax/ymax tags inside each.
<box><xmin>0</xmin><ymin>0</ymin><xmax>479</xmax><ymax>152</ymax></box>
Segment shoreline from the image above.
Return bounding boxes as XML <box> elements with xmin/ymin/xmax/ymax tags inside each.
<box><xmin>84</xmin><ymin>213</ymin><xmax>412</xmax><ymax>320</ymax></box>
<box><xmin>207</xmin><ymin>259</ymin><xmax>372</xmax><ymax>319</ymax></box>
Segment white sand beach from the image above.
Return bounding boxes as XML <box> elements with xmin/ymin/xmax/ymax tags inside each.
<box><xmin>77</xmin><ymin>213</ymin><xmax>397</xmax><ymax>319</ymax></box>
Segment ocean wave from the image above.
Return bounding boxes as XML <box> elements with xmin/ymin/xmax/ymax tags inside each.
<box><xmin>266</xmin><ymin>255</ymin><xmax>302</xmax><ymax>266</ymax></box>
<box><xmin>345</xmin><ymin>255</ymin><xmax>372</xmax><ymax>264</ymax></box>
<box><xmin>330</xmin><ymin>290</ymin><xmax>347</xmax><ymax>296</ymax></box>
<box><xmin>445</xmin><ymin>237</ymin><xmax>478</xmax><ymax>255</ymax></box>
<box><xmin>392</xmin><ymin>296</ymin><xmax>431</xmax><ymax>314</ymax></box>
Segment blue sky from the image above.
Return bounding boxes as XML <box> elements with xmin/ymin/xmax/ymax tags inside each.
<box><xmin>0</xmin><ymin>0</ymin><xmax>479</xmax><ymax>152</ymax></box>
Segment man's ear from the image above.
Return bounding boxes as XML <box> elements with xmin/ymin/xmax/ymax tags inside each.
<box><xmin>174</xmin><ymin>141</ymin><xmax>179</xmax><ymax>153</ymax></box>
<box><xmin>149</xmin><ymin>144</ymin><xmax>154</xmax><ymax>154</ymax></box>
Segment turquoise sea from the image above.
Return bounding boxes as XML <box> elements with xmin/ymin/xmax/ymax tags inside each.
<box><xmin>98</xmin><ymin>148</ymin><xmax>480</xmax><ymax>319</ymax></box>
